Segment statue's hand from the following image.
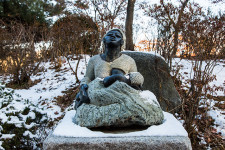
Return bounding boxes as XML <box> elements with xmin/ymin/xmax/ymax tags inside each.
<box><xmin>103</xmin><ymin>74</ymin><xmax>130</xmax><ymax>87</ymax></box>
<box><xmin>75</xmin><ymin>84</ymin><xmax>90</xmax><ymax>110</ymax></box>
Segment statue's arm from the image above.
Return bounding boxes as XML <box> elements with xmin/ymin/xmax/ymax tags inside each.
<box><xmin>128</xmin><ymin>59</ymin><xmax>144</xmax><ymax>87</ymax></box>
<box><xmin>103</xmin><ymin>74</ymin><xmax>130</xmax><ymax>87</ymax></box>
<box><xmin>103</xmin><ymin>58</ymin><xmax>144</xmax><ymax>88</ymax></box>
<box><xmin>75</xmin><ymin>57</ymin><xmax>95</xmax><ymax>109</ymax></box>
<box><xmin>80</xmin><ymin>57</ymin><xmax>95</xmax><ymax>85</ymax></box>
<box><xmin>129</xmin><ymin>58</ymin><xmax>138</xmax><ymax>72</ymax></box>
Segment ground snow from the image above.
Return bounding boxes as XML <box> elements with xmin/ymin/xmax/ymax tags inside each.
<box><xmin>13</xmin><ymin>56</ymin><xmax>89</xmax><ymax>119</ymax></box>
<box><xmin>208</xmin><ymin>109</ymin><xmax>225</xmax><ymax>138</ymax></box>
<box><xmin>1</xmin><ymin>134</ymin><xmax>15</xmax><ymax>139</ymax></box>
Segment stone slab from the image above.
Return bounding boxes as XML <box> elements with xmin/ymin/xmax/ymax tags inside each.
<box><xmin>43</xmin><ymin>134</ymin><xmax>192</xmax><ymax>150</ymax></box>
<box><xmin>43</xmin><ymin>111</ymin><xmax>192</xmax><ymax>150</ymax></box>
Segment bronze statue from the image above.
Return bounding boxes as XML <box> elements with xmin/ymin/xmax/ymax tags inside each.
<box><xmin>74</xmin><ymin>29</ymin><xmax>164</xmax><ymax>128</ymax></box>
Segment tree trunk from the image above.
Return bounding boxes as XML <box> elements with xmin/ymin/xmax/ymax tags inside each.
<box><xmin>125</xmin><ymin>0</ymin><xmax>136</xmax><ymax>51</ymax></box>
<box><xmin>171</xmin><ymin>0</ymin><xmax>189</xmax><ymax>57</ymax></box>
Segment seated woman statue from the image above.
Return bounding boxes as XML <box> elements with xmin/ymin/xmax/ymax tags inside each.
<box><xmin>73</xmin><ymin>29</ymin><xmax>164</xmax><ymax>128</ymax></box>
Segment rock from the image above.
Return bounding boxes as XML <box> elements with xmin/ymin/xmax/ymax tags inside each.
<box><xmin>122</xmin><ymin>51</ymin><xmax>181</xmax><ymax>112</ymax></box>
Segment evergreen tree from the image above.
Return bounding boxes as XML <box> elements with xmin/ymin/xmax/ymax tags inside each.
<box><xmin>0</xmin><ymin>0</ymin><xmax>65</xmax><ymax>26</ymax></box>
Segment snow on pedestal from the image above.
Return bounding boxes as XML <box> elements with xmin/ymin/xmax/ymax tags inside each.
<box><xmin>43</xmin><ymin>110</ymin><xmax>192</xmax><ymax>150</ymax></box>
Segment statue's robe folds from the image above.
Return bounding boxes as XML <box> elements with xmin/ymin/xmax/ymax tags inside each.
<box><xmin>74</xmin><ymin>54</ymin><xmax>164</xmax><ymax>128</ymax></box>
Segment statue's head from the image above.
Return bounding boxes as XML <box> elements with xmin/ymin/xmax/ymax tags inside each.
<box><xmin>102</xmin><ymin>29</ymin><xmax>126</xmax><ymax>51</ymax></box>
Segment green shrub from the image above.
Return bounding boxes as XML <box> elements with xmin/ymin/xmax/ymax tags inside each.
<box><xmin>0</xmin><ymin>84</ymin><xmax>49</xmax><ymax>150</ymax></box>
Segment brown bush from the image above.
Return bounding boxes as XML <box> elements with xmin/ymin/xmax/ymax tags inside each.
<box><xmin>0</xmin><ymin>20</ymin><xmax>42</xmax><ymax>87</ymax></box>
<box><xmin>50</xmin><ymin>14</ymin><xmax>100</xmax><ymax>59</ymax></box>
<box><xmin>172</xmin><ymin>57</ymin><xmax>224</xmax><ymax>149</ymax></box>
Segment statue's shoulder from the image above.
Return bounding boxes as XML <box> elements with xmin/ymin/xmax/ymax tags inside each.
<box><xmin>122</xmin><ymin>54</ymin><xmax>136</xmax><ymax>63</ymax></box>
<box><xmin>122</xmin><ymin>54</ymin><xmax>133</xmax><ymax>59</ymax></box>
<box><xmin>89</xmin><ymin>54</ymin><xmax>101</xmax><ymax>62</ymax></box>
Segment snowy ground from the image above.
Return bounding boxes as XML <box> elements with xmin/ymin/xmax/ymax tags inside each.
<box><xmin>0</xmin><ymin>55</ymin><xmax>90</xmax><ymax>149</ymax></box>
<box><xmin>172</xmin><ymin>58</ymin><xmax>225</xmax><ymax>138</ymax></box>
<box><xmin>0</xmin><ymin>55</ymin><xmax>224</xmax><ymax>149</ymax></box>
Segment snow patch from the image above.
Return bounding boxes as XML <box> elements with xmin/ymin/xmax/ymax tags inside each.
<box><xmin>23</xmin><ymin>131</ymin><xmax>37</xmax><ymax>138</ymax></box>
<box><xmin>140</xmin><ymin>90</ymin><xmax>159</xmax><ymax>106</ymax></box>
<box><xmin>208</xmin><ymin>109</ymin><xmax>225</xmax><ymax>138</ymax></box>
<box><xmin>1</xmin><ymin>134</ymin><xmax>15</xmax><ymax>139</ymax></box>
<box><xmin>53</xmin><ymin>110</ymin><xmax>188</xmax><ymax>137</ymax></box>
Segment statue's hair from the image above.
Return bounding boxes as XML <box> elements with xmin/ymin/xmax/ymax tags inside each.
<box><xmin>101</xmin><ymin>28</ymin><xmax>126</xmax><ymax>53</ymax></box>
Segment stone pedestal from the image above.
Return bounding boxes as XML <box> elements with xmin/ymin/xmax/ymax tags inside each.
<box><xmin>43</xmin><ymin>110</ymin><xmax>192</xmax><ymax>150</ymax></box>
<box><xmin>44</xmin><ymin>135</ymin><xmax>191</xmax><ymax>150</ymax></box>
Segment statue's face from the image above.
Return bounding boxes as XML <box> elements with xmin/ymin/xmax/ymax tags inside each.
<box><xmin>103</xmin><ymin>30</ymin><xmax>124</xmax><ymax>48</ymax></box>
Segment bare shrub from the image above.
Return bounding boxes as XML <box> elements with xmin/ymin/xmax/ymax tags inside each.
<box><xmin>50</xmin><ymin>14</ymin><xmax>99</xmax><ymax>57</ymax></box>
<box><xmin>73</xmin><ymin>0</ymin><xmax>127</xmax><ymax>37</ymax></box>
<box><xmin>173</xmin><ymin>57</ymin><xmax>224</xmax><ymax>149</ymax></box>
<box><xmin>0</xmin><ymin>20</ymin><xmax>42</xmax><ymax>88</ymax></box>
<box><xmin>142</xmin><ymin>0</ymin><xmax>189</xmax><ymax>69</ymax></box>
<box><xmin>49</xmin><ymin>14</ymin><xmax>100</xmax><ymax>82</ymax></box>
<box><xmin>172</xmin><ymin>12</ymin><xmax>224</xmax><ymax>148</ymax></box>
